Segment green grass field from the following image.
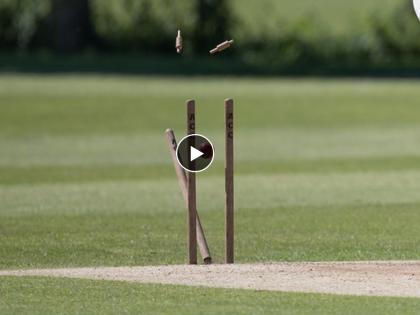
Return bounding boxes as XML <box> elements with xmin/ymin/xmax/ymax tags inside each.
<box><xmin>1</xmin><ymin>74</ymin><xmax>420</xmax><ymax>313</ymax></box>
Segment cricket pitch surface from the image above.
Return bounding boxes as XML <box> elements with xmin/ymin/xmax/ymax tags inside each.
<box><xmin>1</xmin><ymin>261</ymin><xmax>419</xmax><ymax>298</ymax></box>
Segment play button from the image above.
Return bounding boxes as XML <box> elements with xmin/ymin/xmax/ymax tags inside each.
<box><xmin>176</xmin><ymin>134</ymin><xmax>215</xmax><ymax>173</ymax></box>
<box><xmin>190</xmin><ymin>146</ymin><xmax>204</xmax><ymax>161</ymax></box>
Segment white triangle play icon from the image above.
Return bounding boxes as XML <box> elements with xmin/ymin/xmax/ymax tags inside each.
<box><xmin>190</xmin><ymin>146</ymin><xmax>204</xmax><ymax>162</ymax></box>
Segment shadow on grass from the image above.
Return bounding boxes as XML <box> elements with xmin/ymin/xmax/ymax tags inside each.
<box><xmin>2</xmin><ymin>52</ymin><xmax>420</xmax><ymax>78</ymax></box>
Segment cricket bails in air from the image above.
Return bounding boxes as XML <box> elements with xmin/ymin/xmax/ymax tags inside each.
<box><xmin>176</xmin><ymin>30</ymin><xmax>183</xmax><ymax>54</ymax></box>
<box><xmin>210</xmin><ymin>40</ymin><xmax>234</xmax><ymax>55</ymax></box>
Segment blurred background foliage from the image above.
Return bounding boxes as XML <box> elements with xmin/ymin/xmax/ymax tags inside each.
<box><xmin>0</xmin><ymin>0</ymin><xmax>419</xmax><ymax>75</ymax></box>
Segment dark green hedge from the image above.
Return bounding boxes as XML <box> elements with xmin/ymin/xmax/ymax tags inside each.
<box><xmin>0</xmin><ymin>0</ymin><xmax>233</xmax><ymax>53</ymax></box>
<box><xmin>0</xmin><ymin>0</ymin><xmax>419</xmax><ymax>74</ymax></box>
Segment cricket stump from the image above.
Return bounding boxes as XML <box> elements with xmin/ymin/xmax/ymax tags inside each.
<box><xmin>225</xmin><ymin>98</ymin><xmax>234</xmax><ymax>264</ymax></box>
<box><xmin>187</xmin><ymin>100</ymin><xmax>197</xmax><ymax>264</ymax></box>
<box><xmin>164</xmin><ymin>128</ymin><xmax>212</xmax><ymax>264</ymax></box>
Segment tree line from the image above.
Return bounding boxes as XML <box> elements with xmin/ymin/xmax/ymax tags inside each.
<box><xmin>0</xmin><ymin>0</ymin><xmax>419</xmax><ymax>74</ymax></box>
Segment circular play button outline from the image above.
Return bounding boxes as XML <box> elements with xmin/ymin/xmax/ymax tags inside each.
<box><xmin>176</xmin><ymin>133</ymin><xmax>215</xmax><ymax>173</ymax></box>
